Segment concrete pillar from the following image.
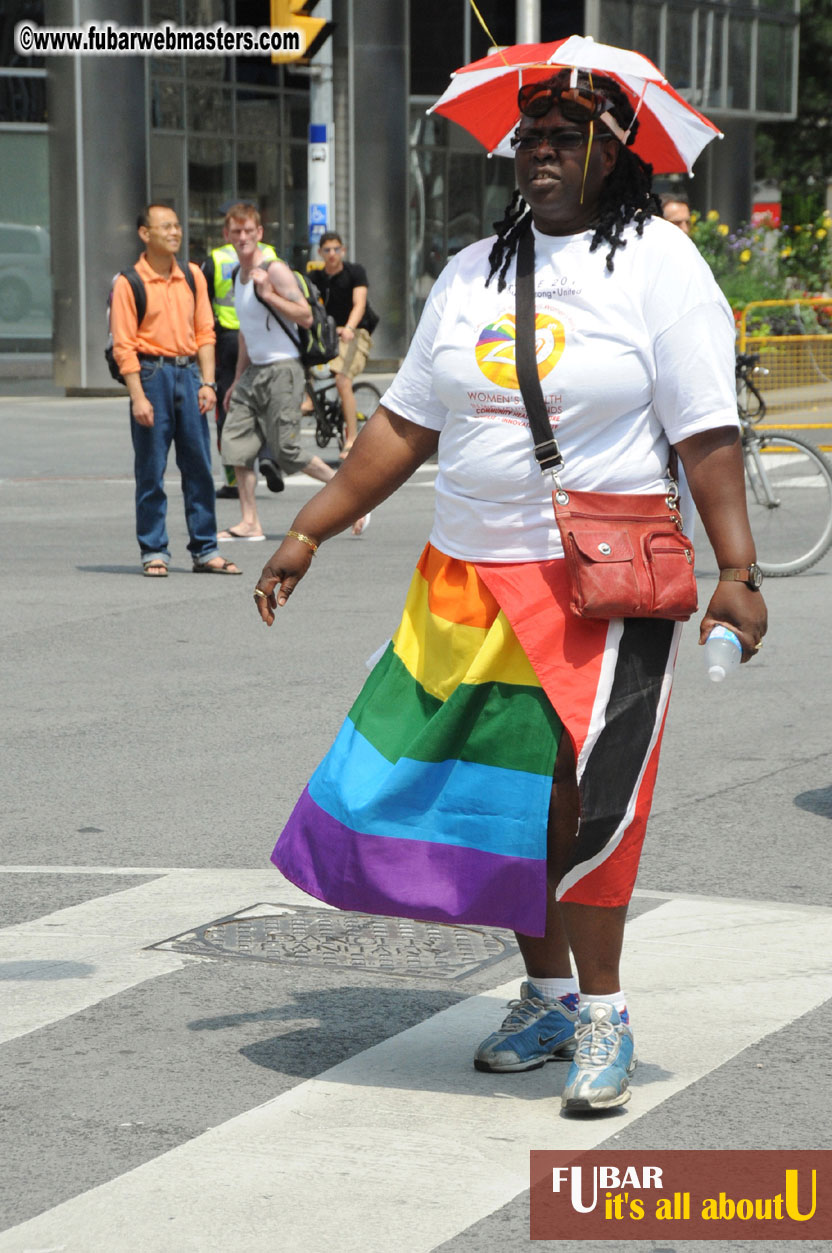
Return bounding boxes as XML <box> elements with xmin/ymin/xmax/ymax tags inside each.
<box><xmin>339</xmin><ymin>0</ymin><xmax>409</xmax><ymax>367</ymax></box>
<box><xmin>691</xmin><ymin>119</ymin><xmax>755</xmax><ymax>230</ymax></box>
<box><xmin>46</xmin><ymin>0</ymin><xmax>147</xmax><ymax>391</ymax></box>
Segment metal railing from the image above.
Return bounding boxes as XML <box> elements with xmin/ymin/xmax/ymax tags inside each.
<box><xmin>736</xmin><ymin>298</ymin><xmax>832</xmax><ymax>450</ymax></box>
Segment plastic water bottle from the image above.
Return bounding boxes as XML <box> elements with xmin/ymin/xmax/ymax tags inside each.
<box><xmin>704</xmin><ymin>625</ymin><xmax>742</xmax><ymax>682</ymax></box>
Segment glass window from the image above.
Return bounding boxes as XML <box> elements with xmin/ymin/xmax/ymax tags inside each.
<box><xmin>188</xmin><ymin>138</ymin><xmax>233</xmax><ymax>257</ymax></box>
<box><xmin>237</xmin><ymin>88</ymin><xmax>280</xmax><ymax>138</ymax></box>
<box><xmin>285</xmin><ymin>143</ymin><xmax>309</xmax><ymax>269</ymax></box>
<box><xmin>0</xmin><ymin>131</ymin><xmax>51</xmax><ymax>341</ymax></box>
<box><xmin>237</xmin><ymin>139</ymin><xmax>281</xmax><ymax>244</ymax></box>
<box><xmin>187</xmin><ymin>84</ymin><xmax>233</xmax><ymax>133</ymax></box>
<box><xmin>151</xmin><ymin>57</ymin><xmax>184</xmax><ymax>77</ymax></box>
<box><xmin>410</xmin><ymin>0</ymin><xmax>465</xmax><ymax>96</ymax></box>
<box><xmin>448</xmin><ymin>154</ymin><xmax>482</xmax><ymax>257</ymax></box>
<box><xmin>235</xmin><ymin>0</ymin><xmax>281</xmax><ymax>88</ymax></box>
<box><xmin>185</xmin><ymin>54</ymin><xmax>228</xmax><ymax>81</ymax></box>
<box><xmin>409</xmin><ymin>147</ymin><xmax>446</xmax><ymax>323</ymax></box>
<box><xmin>150</xmin><ymin>0</ymin><xmax>181</xmax><ymax>19</ymax></box>
<box><xmin>728</xmin><ymin>16</ymin><xmax>752</xmax><ymax>111</ymax></box>
<box><xmin>0</xmin><ymin>75</ymin><xmax>47</xmax><ymax>124</ymax></box>
<box><xmin>286</xmin><ymin>93</ymin><xmax>309</xmax><ymax>140</ymax></box>
<box><xmin>469</xmin><ymin>0</ymin><xmax>516</xmax><ymax>62</ymax></box>
<box><xmin>697</xmin><ymin>10</ymin><xmax>724</xmax><ymax>110</ymax></box>
<box><xmin>757</xmin><ymin>20</ymin><xmax>792</xmax><ymax>113</ymax></box>
<box><xmin>631</xmin><ymin>2</ymin><xmax>660</xmax><ymax>66</ymax></box>
<box><xmin>152</xmin><ymin>80</ymin><xmax>185</xmax><ymax>130</ymax></box>
<box><xmin>483</xmin><ymin>159</ymin><xmax>517</xmax><ymax>234</ymax></box>
<box><xmin>1</xmin><ymin>0</ymin><xmax>45</xmax><ymax>69</ymax></box>
<box><xmin>409</xmin><ymin>106</ymin><xmax>447</xmax><ymax>149</ymax></box>
<box><xmin>599</xmin><ymin>0</ymin><xmax>632</xmax><ymax>50</ymax></box>
<box><xmin>185</xmin><ymin>0</ymin><xmax>226</xmax><ymax>25</ymax></box>
<box><xmin>665</xmin><ymin>8</ymin><xmax>694</xmax><ymax>93</ymax></box>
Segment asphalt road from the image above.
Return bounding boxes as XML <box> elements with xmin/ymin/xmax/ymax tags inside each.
<box><xmin>2</xmin><ymin>389</ymin><xmax>831</xmax><ymax>1252</ymax></box>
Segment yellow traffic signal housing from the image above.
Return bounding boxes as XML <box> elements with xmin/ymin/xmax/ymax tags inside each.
<box><xmin>270</xmin><ymin>0</ymin><xmax>333</xmax><ymax>64</ymax></box>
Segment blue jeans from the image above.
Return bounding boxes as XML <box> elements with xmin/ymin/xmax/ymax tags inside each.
<box><xmin>130</xmin><ymin>358</ymin><xmax>219</xmax><ymax>564</ymax></box>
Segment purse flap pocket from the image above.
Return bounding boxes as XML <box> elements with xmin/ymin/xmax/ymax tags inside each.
<box><xmin>569</xmin><ymin>530</ymin><xmax>634</xmax><ymax>563</ymax></box>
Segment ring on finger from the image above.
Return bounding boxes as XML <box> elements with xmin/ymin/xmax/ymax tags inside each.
<box><xmin>753</xmin><ymin>640</ymin><xmax>763</xmax><ymax>651</ymax></box>
<box><xmin>253</xmin><ymin>588</ymin><xmax>267</xmax><ymax>599</ymax></box>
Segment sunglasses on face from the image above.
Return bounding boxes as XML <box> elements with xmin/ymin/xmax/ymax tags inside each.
<box><xmin>510</xmin><ymin>125</ymin><xmax>618</xmax><ymax>153</ymax></box>
<box><xmin>511</xmin><ymin>126</ymin><xmax>587</xmax><ymax>153</ymax></box>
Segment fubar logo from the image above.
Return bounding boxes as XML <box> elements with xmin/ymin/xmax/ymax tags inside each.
<box><xmin>530</xmin><ymin>1150</ymin><xmax>831</xmax><ymax>1241</ymax></box>
<box><xmin>474</xmin><ymin>311</ymin><xmax>565</xmax><ymax>390</ymax></box>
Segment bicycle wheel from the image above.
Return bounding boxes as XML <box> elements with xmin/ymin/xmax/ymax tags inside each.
<box><xmin>310</xmin><ymin>386</ymin><xmax>334</xmax><ymax>448</ymax></box>
<box><xmin>744</xmin><ymin>431</ymin><xmax>832</xmax><ymax>575</ymax></box>
<box><xmin>353</xmin><ymin>382</ymin><xmax>382</xmax><ymax>424</ymax></box>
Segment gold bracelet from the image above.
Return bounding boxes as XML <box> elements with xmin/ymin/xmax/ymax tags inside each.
<box><xmin>286</xmin><ymin>529</ymin><xmax>319</xmax><ymax>556</ymax></box>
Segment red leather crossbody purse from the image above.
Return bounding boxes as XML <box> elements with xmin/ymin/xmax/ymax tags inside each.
<box><xmin>514</xmin><ymin>225</ymin><xmax>697</xmax><ymax>622</ymax></box>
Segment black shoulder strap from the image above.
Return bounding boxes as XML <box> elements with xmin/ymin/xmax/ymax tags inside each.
<box><xmin>181</xmin><ymin>261</ymin><xmax>197</xmax><ymax>301</ymax></box>
<box><xmin>121</xmin><ymin>267</ymin><xmax>146</xmax><ymax>327</ymax></box>
<box><xmin>514</xmin><ymin>226</ymin><xmax>563</xmax><ymax>476</ymax></box>
<box><xmin>242</xmin><ymin>261</ymin><xmax>304</xmax><ymax>352</ymax></box>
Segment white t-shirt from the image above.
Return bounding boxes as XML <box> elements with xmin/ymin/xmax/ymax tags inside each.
<box><xmin>382</xmin><ymin>216</ymin><xmax>738</xmax><ymax>562</ymax></box>
<box><xmin>235</xmin><ymin>266</ymin><xmax>300</xmax><ymax>365</ymax></box>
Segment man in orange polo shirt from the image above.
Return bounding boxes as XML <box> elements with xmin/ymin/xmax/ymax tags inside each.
<box><xmin>110</xmin><ymin>203</ymin><xmax>240</xmax><ymax>577</ymax></box>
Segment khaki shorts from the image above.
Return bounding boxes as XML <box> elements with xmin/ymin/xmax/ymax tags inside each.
<box><xmin>221</xmin><ymin>359</ymin><xmax>308</xmax><ymax>475</ymax></box>
<box><xmin>329</xmin><ymin>327</ymin><xmax>372</xmax><ymax>381</ymax></box>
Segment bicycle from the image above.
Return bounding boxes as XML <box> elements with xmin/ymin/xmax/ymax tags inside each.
<box><xmin>305</xmin><ymin>370</ymin><xmax>382</xmax><ymax>451</ymax></box>
<box><xmin>736</xmin><ymin>352</ymin><xmax>832</xmax><ymax>576</ymax></box>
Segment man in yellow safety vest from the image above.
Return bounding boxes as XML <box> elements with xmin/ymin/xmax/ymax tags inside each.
<box><xmin>202</xmin><ymin>203</ymin><xmax>280</xmax><ymax>498</ymax></box>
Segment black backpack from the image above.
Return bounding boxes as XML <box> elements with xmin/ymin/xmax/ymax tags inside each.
<box><xmin>232</xmin><ymin>260</ymin><xmax>339</xmax><ymax>369</ymax></box>
<box><xmin>105</xmin><ymin>263</ymin><xmax>197</xmax><ymax>384</ymax></box>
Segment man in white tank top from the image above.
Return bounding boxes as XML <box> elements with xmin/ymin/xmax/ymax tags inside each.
<box><xmin>218</xmin><ymin>211</ymin><xmax>367</xmax><ymax>539</ymax></box>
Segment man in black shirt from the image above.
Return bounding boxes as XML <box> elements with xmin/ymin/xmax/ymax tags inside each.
<box><xmin>311</xmin><ymin>232</ymin><xmax>377</xmax><ymax>458</ymax></box>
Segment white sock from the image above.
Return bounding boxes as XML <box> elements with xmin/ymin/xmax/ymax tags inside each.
<box><xmin>528</xmin><ymin>976</ymin><xmax>578</xmax><ymax>1003</ymax></box>
<box><xmin>579</xmin><ymin>990</ymin><xmax>629</xmax><ymax>1024</ymax></box>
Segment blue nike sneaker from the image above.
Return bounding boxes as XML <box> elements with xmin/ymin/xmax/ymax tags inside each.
<box><xmin>474</xmin><ymin>981</ymin><xmax>579</xmax><ymax>1072</ymax></box>
<box><xmin>561</xmin><ymin>1002</ymin><xmax>637</xmax><ymax>1111</ymax></box>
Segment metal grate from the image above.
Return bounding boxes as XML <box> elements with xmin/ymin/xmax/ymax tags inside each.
<box><xmin>149</xmin><ymin>903</ymin><xmax>516</xmax><ymax>980</ymax></box>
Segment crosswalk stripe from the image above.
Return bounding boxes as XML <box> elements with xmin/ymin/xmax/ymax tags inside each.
<box><xmin>0</xmin><ymin>870</ymin><xmax>326</xmax><ymax>1045</ymax></box>
<box><xmin>2</xmin><ymin>895</ymin><xmax>831</xmax><ymax>1252</ymax></box>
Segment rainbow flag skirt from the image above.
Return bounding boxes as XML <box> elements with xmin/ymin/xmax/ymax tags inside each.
<box><xmin>273</xmin><ymin>544</ymin><xmax>681</xmax><ymax>936</ymax></box>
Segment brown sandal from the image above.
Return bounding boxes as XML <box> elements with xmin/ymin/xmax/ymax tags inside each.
<box><xmin>192</xmin><ymin>557</ymin><xmax>241</xmax><ymax>575</ymax></box>
<box><xmin>143</xmin><ymin>560</ymin><xmax>168</xmax><ymax>577</ymax></box>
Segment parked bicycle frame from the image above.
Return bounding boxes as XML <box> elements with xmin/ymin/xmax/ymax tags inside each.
<box><xmin>737</xmin><ymin>352</ymin><xmax>832</xmax><ymax>576</ymax></box>
<box><xmin>305</xmin><ymin>370</ymin><xmax>382</xmax><ymax>452</ymax></box>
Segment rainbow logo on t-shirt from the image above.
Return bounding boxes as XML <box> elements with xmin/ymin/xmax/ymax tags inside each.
<box><xmin>474</xmin><ymin>311</ymin><xmax>565</xmax><ymax>390</ymax></box>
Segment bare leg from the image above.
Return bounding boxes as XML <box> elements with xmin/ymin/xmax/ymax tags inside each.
<box><xmin>218</xmin><ymin>465</ymin><xmax>263</xmax><ymax>538</ymax></box>
<box><xmin>335</xmin><ymin>372</ymin><xmax>358</xmax><ymax>456</ymax></box>
<box><xmin>515</xmin><ymin>731</ymin><xmax>627</xmax><ymax>991</ymax></box>
<box><xmin>303</xmin><ymin>456</ymin><xmax>336</xmax><ymax>484</ymax></box>
<box><xmin>514</xmin><ymin>730</ymin><xmax>579</xmax><ymax>979</ymax></box>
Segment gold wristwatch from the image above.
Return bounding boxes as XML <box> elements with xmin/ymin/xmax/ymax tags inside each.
<box><xmin>719</xmin><ymin>564</ymin><xmax>763</xmax><ymax>590</ymax></box>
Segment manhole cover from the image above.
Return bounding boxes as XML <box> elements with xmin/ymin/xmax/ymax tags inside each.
<box><xmin>149</xmin><ymin>903</ymin><xmax>516</xmax><ymax>980</ymax></box>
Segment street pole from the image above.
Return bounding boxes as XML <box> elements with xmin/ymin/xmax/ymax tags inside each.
<box><xmin>515</xmin><ymin>0</ymin><xmax>540</xmax><ymax>45</ymax></box>
<box><xmin>308</xmin><ymin>0</ymin><xmax>333</xmax><ymax>252</ymax></box>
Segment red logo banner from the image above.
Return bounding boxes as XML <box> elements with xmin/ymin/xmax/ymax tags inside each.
<box><xmin>530</xmin><ymin>1151</ymin><xmax>832</xmax><ymax>1241</ymax></box>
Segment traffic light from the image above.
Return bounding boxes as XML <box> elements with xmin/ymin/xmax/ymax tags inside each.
<box><xmin>270</xmin><ymin>0</ymin><xmax>333</xmax><ymax>64</ymax></box>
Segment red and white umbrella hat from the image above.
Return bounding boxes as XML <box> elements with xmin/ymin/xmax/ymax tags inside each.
<box><xmin>429</xmin><ymin>34</ymin><xmax>723</xmax><ymax>176</ymax></box>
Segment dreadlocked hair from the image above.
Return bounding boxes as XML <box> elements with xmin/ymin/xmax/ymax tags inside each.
<box><xmin>485</xmin><ymin>70</ymin><xmax>663</xmax><ymax>289</ymax></box>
